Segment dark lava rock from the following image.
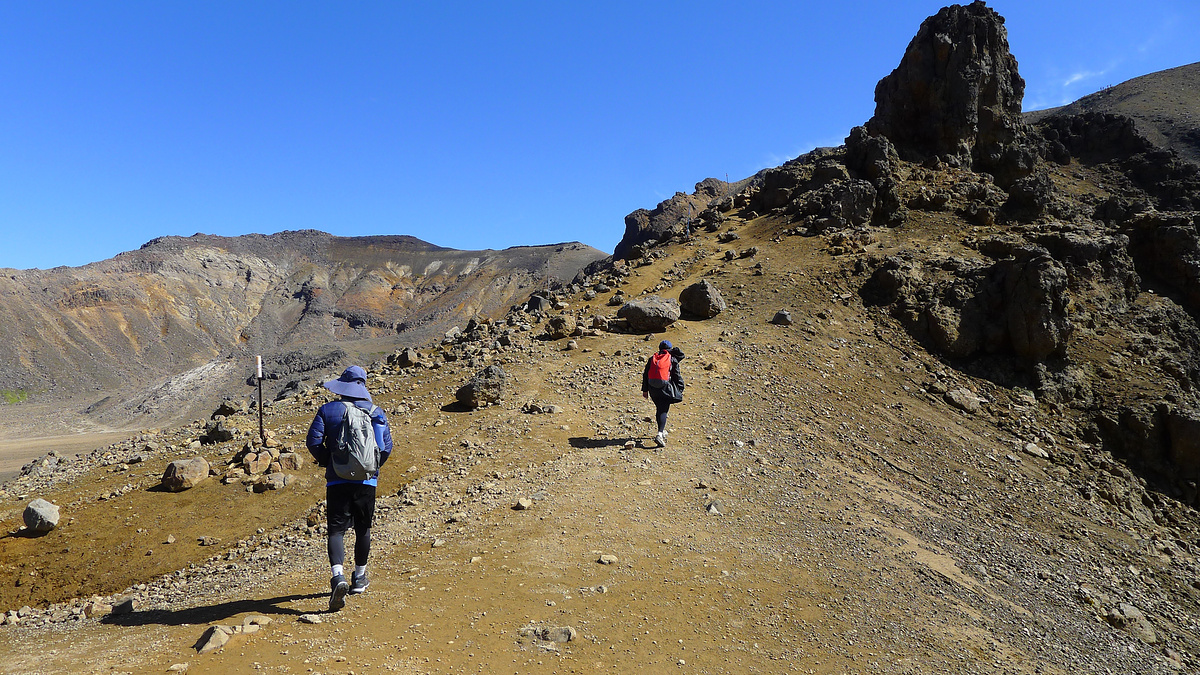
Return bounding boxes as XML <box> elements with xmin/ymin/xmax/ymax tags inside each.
<box><xmin>614</xmin><ymin>178</ymin><xmax>733</xmax><ymax>260</ymax></box>
<box><xmin>617</xmin><ymin>297</ymin><xmax>681</xmax><ymax>332</ymax></box>
<box><xmin>211</xmin><ymin>398</ymin><xmax>243</xmax><ymax>419</ymax></box>
<box><xmin>866</xmin><ymin>1</ymin><xmax>1035</xmax><ymax>186</ymax></box>
<box><xmin>202</xmin><ymin>419</ymin><xmax>235</xmax><ymax>444</ymax></box>
<box><xmin>679</xmin><ymin>280</ymin><xmax>727</xmax><ymax>319</ymax></box>
<box><xmin>456</xmin><ymin>365</ymin><xmax>507</xmax><ymax>408</ymax></box>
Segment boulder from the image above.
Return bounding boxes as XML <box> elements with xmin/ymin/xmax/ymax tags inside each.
<box><xmin>546</xmin><ymin>314</ymin><xmax>577</xmax><ymax>340</ymax></box>
<box><xmin>617</xmin><ymin>296</ymin><xmax>680</xmax><ymax>332</ymax></box>
<box><xmin>22</xmin><ymin>498</ymin><xmax>60</xmax><ymax>533</ymax></box>
<box><xmin>202</xmin><ymin>419</ymin><xmax>235</xmax><ymax>444</ymax></box>
<box><xmin>679</xmin><ymin>280</ymin><xmax>727</xmax><ymax>319</ymax></box>
<box><xmin>456</xmin><ymin>365</ymin><xmax>507</xmax><ymax>408</ymax></box>
<box><xmin>844</xmin><ymin>126</ymin><xmax>901</xmax><ymax>185</ymax></box>
<box><xmin>162</xmin><ymin>457</ymin><xmax>211</xmax><ymax>492</ymax></box>
<box><xmin>1003</xmin><ymin>249</ymin><xmax>1072</xmax><ymax>360</ymax></box>
<box><xmin>243</xmin><ymin>452</ymin><xmax>272</xmax><ymax>475</ymax></box>
<box><xmin>771</xmin><ymin>309</ymin><xmax>794</xmax><ymax>326</ymax></box>
<box><xmin>277</xmin><ymin>452</ymin><xmax>304</xmax><ymax>471</ymax></box>
<box><xmin>525</xmin><ymin>294</ymin><xmax>552</xmax><ymax>313</ymax></box>
<box><xmin>211</xmin><ymin>399</ymin><xmax>242</xmax><ymax>419</ymax></box>
<box><xmin>865</xmin><ymin>1</ymin><xmax>1035</xmax><ymax>185</ymax></box>
<box><xmin>389</xmin><ymin>347</ymin><xmax>421</xmax><ymax>368</ymax></box>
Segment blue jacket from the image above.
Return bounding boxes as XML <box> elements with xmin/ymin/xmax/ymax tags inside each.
<box><xmin>306</xmin><ymin>397</ymin><xmax>393</xmax><ymax>487</ymax></box>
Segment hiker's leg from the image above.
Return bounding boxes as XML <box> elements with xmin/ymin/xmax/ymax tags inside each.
<box><xmin>353</xmin><ymin>527</ymin><xmax>372</xmax><ymax>565</ymax></box>
<box><xmin>655</xmin><ymin>399</ymin><xmax>670</xmax><ymax>434</ymax></box>
<box><xmin>326</xmin><ymin>484</ymin><xmax>354</xmax><ymax>573</ymax></box>
<box><xmin>349</xmin><ymin>484</ymin><xmax>377</xmax><ymax>566</ymax></box>
<box><xmin>327</xmin><ymin>529</ymin><xmax>346</xmax><ymax>568</ymax></box>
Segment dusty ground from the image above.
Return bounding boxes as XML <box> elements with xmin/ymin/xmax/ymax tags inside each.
<box><xmin>0</xmin><ymin>210</ymin><xmax>1195</xmax><ymax>674</ymax></box>
<box><xmin>0</xmin><ymin>433</ymin><xmax>132</xmax><ymax>482</ymax></box>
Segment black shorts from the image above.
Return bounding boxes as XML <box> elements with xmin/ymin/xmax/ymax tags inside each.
<box><xmin>327</xmin><ymin>483</ymin><xmax>376</xmax><ymax>533</ymax></box>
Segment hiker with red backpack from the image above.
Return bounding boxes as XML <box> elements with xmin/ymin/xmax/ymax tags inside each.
<box><xmin>642</xmin><ymin>340</ymin><xmax>685</xmax><ymax>447</ymax></box>
<box><xmin>305</xmin><ymin>365</ymin><xmax>393</xmax><ymax>611</ymax></box>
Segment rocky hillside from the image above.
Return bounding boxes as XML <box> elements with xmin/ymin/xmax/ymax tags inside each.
<box><xmin>0</xmin><ymin>230</ymin><xmax>603</xmax><ymax>432</ymax></box>
<box><xmin>1028</xmin><ymin>62</ymin><xmax>1200</xmax><ymax>167</ymax></box>
<box><xmin>2</xmin><ymin>2</ymin><xmax>1200</xmax><ymax>673</ymax></box>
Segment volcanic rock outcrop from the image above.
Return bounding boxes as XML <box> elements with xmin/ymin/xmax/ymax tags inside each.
<box><xmin>865</xmin><ymin>0</ymin><xmax>1036</xmax><ymax>186</ymax></box>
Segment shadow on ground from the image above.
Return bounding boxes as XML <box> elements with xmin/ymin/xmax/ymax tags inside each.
<box><xmin>568</xmin><ymin>436</ymin><xmax>635</xmax><ymax>449</ymax></box>
<box><xmin>101</xmin><ymin>592</ymin><xmax>326</xmax><ymax>627</ymax></box>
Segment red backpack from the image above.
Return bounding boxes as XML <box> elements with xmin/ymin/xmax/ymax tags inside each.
<box><xmin>647</xmin><ymin>351</ymin><xmax>671</xmax><ymax>388</ymax></box>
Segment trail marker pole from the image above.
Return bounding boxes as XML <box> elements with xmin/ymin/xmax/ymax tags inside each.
<box><xmin>256</xmin><ymin>355</ymin><xmax>265</xmax><ymax>445</ymax></box>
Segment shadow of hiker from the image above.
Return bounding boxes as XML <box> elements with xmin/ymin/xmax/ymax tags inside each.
<box><xmin>567</xmin><ymin>436</ymin><xmax>634</xmax><ymax>449</ymax></box>
<box><xmin>101</xmin><ymin>592</ymin><xmax>325</xmax><ymax>627</ymax></box>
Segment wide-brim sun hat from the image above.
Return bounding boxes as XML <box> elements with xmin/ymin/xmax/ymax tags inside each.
<box><xmin>323</xmin><ymin>365</ymin><xmax>372</xmax><ymax>401</ymax></box>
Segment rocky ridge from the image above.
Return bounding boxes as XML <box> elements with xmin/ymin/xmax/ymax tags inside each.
<box><xmin>0</xmin><ymin>231</ymin><xmax>603</xmax><ymax>433</ymax></box>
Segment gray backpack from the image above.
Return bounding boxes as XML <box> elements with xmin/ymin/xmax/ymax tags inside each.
<box><xmin>331</xmin><ymin>402</ymin><xmax>381</xmax><ymax>481</ymax></box>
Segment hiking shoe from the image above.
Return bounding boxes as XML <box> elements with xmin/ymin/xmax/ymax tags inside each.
<box><xmin>329</xmin><ymin>574</ymin><xmax>349</xmax><ymax>611</ymax></box>
<box><xmin>654</xmin><ymin>431</ymin><xmax>666</xmax><ymax>448</ymax></box>
<box><xmin>350</xmin><ymin>571</ymin><xmax>370</xmax><ymax>594</ymax></box>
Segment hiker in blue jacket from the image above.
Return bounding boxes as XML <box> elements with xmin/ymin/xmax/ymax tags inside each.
<box><xmin>306</xmin><ymin>365</ymin><xmax>393</xmax><ymax>611</ymax></box>
<box><xmin>642</xmin><ymin>340</ymin><xmax>685</xmax><ymax>447</ymax></box>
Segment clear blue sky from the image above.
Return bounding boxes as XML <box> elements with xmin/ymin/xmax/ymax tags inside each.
<box><xmin>1</xmin><ymin>1</ymin><xmax>1197</xmax><ymax>270</ymax></box>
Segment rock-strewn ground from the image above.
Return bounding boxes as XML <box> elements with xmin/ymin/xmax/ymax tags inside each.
<box><xmin>0</xmin><ymin>206</ymin><xmax>1196</xmax><ymax>673</ymax></box>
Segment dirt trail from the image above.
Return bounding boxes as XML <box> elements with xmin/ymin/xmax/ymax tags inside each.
<box><xmin>0</xmin><ymin>222</ymin><xmax>1194</xmax><ymax>674</ymax></box>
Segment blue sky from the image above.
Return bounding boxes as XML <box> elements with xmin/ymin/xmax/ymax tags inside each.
<box><xmin>1</xmin><ymin>1</ymin><xmax>1197</xmax><ymax>270</ymax></box>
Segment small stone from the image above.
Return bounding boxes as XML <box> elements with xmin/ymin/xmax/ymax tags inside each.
<box><xmin>298</xmin><ymin>614</ymin><xmax>322</xmax><ymax>624</ymax></box>
<box><xmin>432</xmin><ymin>539</ymin><xmax>446</xmax><ymax>548</ymax></box>
<box><xmin>706</xmin><ymin>501</ymin><xmax>724</xmax><ymax>516</ymax></box>
<box><xmin>112</xmin><ymin>597</ymin><xmax>140</xmax><ymax>615</ymax></box>
<box><xmin>1022</xmin><ymin>442</ymin><xmax>1049</xmax><ymax>459</ymax></box>
<box><xmin>944</xmin><ymin>388</ymin><xmax>982</xmax><ymax>414</ymax></box>
<box><xmin>598</xmin><ymin>554</ymin><xmax>618</xmax><ymax>565</ymax></box>
<box><xmin>470</xmin><ymin>556</ymin><xmax>483</xmax><ymax>564</ymax></box>
<box><xmin>243</xmin><ymin>614</ymin><xmax>272</xmax><ymax>627</ymax></box>
<box><xmin>195</xmin><ymin>625</ymin><xmax>230</xmax><ymax>654</ymax></box>
<box><xmin>514</xmin><ymin>498</ymin><xmax>533</xmax><ymax>510</ymax></box>
<box><xmin>84</xmin><ymin>602</ymin><xmax>113</xmax><ymax>619</ymax></box>
<box><xmin>165</xmin><ymin>534</ymin><xmax>176</xmax><ymax>544</ymax></box>
<box><xmin>771</xmin><ymin>309</ymin><xmax>793</xmax><ymax>326</ymax></box>
<box><xmin>544</xmin><ymin>626</ymin><xmax>576</xmax><ymax>643</ymax></box>
<box><xmin>166</xmin><ymin>664</ymin><xmax>189</xmax><ymax>673</ymax></box>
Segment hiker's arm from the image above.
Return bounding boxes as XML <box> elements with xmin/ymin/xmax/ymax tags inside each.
<box><xmin>372</xmin><ymin>409</ymin><xmax>393</xmax><ymax>463</ymax></box>
<box><xmin>641</xmin><ymin>358</ymin><xmax>650</xmax><ymax>393</ymax></box>
<box><xmin>305</xmin><ymin>409</ymin><xmax>328</xmax><ymax>466</ymax></box>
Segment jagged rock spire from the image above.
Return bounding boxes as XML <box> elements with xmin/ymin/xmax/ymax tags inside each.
<box><xmin>865</xmin><ymin>1</ymin><xmax>1035</xmax><ymax>185</ymax></box>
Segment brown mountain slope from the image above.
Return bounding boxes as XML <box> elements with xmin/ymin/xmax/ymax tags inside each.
<box><xmin>1028</xmin><ymin>61</ymin><xmax>1200</xmax><ymax>166</ymax></box>
<box><xmin>0</xmin><ymin>231</ymin><xmax>603</xmax><ymax>434</ymax></box>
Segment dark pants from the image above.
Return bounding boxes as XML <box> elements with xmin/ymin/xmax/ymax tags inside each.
<box><xmin>327</xmin><ymin>483</ymin><xmax>375</xmax><ymax>567</ymax></box>
<box><xmin>649</xmin><ymin>388</ymin><xmax>673</xmax><ymax>433</ymax></box>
